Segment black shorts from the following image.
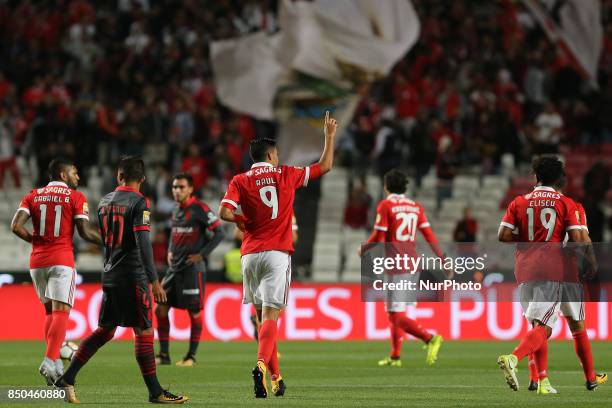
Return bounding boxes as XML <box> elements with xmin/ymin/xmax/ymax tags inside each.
<box><xmin>161</xmin><ymin>267</ymin><xmax>205</xmax><ymax>311</ymax></box>
<box><xmin>98</xmin><ymin>282</ymin><xmax>153</xmax><ymax>329</ymax></box>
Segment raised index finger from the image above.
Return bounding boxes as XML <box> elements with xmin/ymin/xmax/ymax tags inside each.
<box><xmin>325</xmin><ymin>110</ymin><xmax>329</xmax><ymax>122</ymax></box>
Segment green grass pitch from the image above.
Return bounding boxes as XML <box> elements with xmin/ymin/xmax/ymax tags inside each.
<box><xmin>0</xmin><ymin>340</ymin><xmax>610</xmax><ymax>407</ymax></box>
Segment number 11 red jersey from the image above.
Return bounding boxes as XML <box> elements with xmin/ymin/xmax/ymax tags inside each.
<box><xmin>17</xmin><ymin>181</ymin><xmax>89</xmax><ymax>269</ymax></box>
<box><xmin>221</xmin><ymin>162</ymin><xmax>322</xmax><ymax>255</ymax></box>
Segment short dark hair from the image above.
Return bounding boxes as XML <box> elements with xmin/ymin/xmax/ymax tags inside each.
<box><xmin>48</xmin><ymin>157</ymin><xmax>74</xmax><ymax>181</ymax></box>
<box><xmin>118</xmin><ymin>155</ymin><xmax>145</xmax><ymax>183</ymax></box>
<box><xmin>384</xmin><ymin>169</ymin><xmax>408</xmax><ymax>194</ymax></box>
<box><xmin>249</xmin><ymin>138</ymin><xmax>277</xmax><ymax>162</ymax></box>
<box><xmin>173</xmin><ymin>172</ymin><xmax>193</xmax><ymax>186</ymax></box>
<box><xmin>532</xmin><ymin>155</ymin><xmax>565</xmax><ymax>187</ymax></box>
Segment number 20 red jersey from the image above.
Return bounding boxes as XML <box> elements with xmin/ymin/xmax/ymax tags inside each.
<box><xmin>501</xmin><ymin>185</ymin><xmax>582</xmax><ymax>283</ymax></box>
<box><xmin>221</xmin><ymin>162</ymin><xmax>322</xmax><ymax>255</ymax></box>
<box><xmin>373</xmin><ymin>193</ymin><xmax>431</xmax><ymax>244</ymax></box>
<box><xmin>17</xmin><ymin>181</ymin><xmax>89</xmax><ymax>269</ymax></box>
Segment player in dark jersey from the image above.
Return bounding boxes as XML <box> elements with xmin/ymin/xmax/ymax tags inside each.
<box><xmin>155</xmin><ymin>173</ymin><xmax>224</xmax><ymax>366</ymax></box>
<box><xmin>55</xmin><ymin>156</ymin><xmax>188</xmax><ymax>404</ymax></box>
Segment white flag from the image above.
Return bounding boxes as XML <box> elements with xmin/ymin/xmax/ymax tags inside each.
<box><xmin>279</xmin><ymin>0</ymin><xmax>420</xmax><ymax>85</ymax></box>
<box><xmin>524</xmin><ymin>0</ymin><xmax>603</xmax><ymax>84</ymax></box>
<box><xmin>210</xmin><ymin>0</ymin><xmax>421</xmax><ymax>163</ymax></box>
<box><xmin>210</xmin><ymin>32</ymin><xmax>284</xmax><ymax>120</ymax></box>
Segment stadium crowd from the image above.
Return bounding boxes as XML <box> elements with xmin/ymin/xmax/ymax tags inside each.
<box><xmin>0</xmin><ymin>0</ymin><xmax>611</xmax><ymax>240</ymax></box>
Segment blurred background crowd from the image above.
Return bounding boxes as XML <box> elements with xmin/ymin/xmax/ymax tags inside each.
<box><xmin>1</xmin><ymin>0</ymin><xmax>612</xmax><ymax>279</ymax></box>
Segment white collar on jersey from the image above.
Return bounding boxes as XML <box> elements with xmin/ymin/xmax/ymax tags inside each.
<box><xmin>47</xmin><ymin>181</ymin><xmax>69</xmax><ymax>188</ymax></box>
<box><xmin>387</xmin><ymin>193</ymin><xmax>406</xmax><ymax>199</ymax></box>
<box><xmin>251</xmin><ymin>162</ymin><xmax>274</xmax><ymax>168</ymax></box>
<box><xmin>533</xmin><ymin>186</ymin><xmax>557</xmax><ymax>193</ymax></box>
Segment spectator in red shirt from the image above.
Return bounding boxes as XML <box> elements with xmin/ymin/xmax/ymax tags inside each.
<box><xmin>343</xmin><ymin>179</ymin><xmax>372</xmax><ymax>230</ymax></box>
<box><xmin>430</xmin><ymin>118</ymin><xmax>459</xmax><ymax>150</ymax></box>
<box><xmin>453</xmin><ymin>207</ymin><xmax>478</xmax><ymax>242</ymax></box>
<box><xmin>180</xmin><ymin>143</ymin><xmax>208</xmax><ymax>193</ymax></box>
<box><xmin>0</xmin><ymin>71</ymin><xmax>13</xmax><ymax>102</ymax></box>
<box><xmin>393</xmin><ymin>74</ymin><xmax>420</xmax><ymax>131</ymax></box>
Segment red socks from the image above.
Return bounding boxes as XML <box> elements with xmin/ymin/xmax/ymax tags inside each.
<box><xmin>44</xmin><ymin>311</ymin><xmax>53</xmax><ymax>344</ymax></box>
<box><xmin>389</xmin><ymin>312</ymin><xmax>433</xmax><ymax>344</ymax></box>
<box><xmin>45</xmin><ymin>310</ymin><xmax>69</xmax><ymax>360</ymax></box>
<box><xmin>268</xmin><ymin>341</ymin><xmax>280</xmax><ymax>379</ymax></box>
<box><xmin>390</xmin><ymin>325</ymin><xmax>404</xmax><ymax>359</ymax></box>
<box><xmin>512</xmin><ymin>325</ymin><xmax>547</xmax><ymax>361</ymax></box>
<box><xmin>534</xmin><ymin>340</ymin><xmax>548</xmax><ymax>380</ymax></box>
<box><xmin>528</xmin><ymin>353</ymin><xmax>538</xmax><ymax>382</ymax></box>
<box><xmin>572</xmin><ymin>330</ymin><xmax>596</xmax><ymax>382</ymax></box>
<box><xmin>257</xmin><ymin>320</ymin><xmax>277</xmax><ymax>366</ymax></box>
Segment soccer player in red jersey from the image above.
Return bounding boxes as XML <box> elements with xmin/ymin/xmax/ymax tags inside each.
<box><xmin>360</xmin><ymin>169</ymin><xmax>445</xmax><ymax>367</ymax></box>
<box><xmin>10</xmin><ymin>157</ymin><xmax>102</xmax><ymax>385</ymax></box>
<box><xmin>525</xmin><ymin>201</ymin><xmax>608</xmax><ymax>392</ymax></box>
<box><xmin>219</xmin><ymin>111</ymin><xmax>337</xmax><ymax>398</ymax></box>
<box><xmin>497</xmin><ymin>156</ymin><xmax>587</xmax><ymax>393</ymax></box>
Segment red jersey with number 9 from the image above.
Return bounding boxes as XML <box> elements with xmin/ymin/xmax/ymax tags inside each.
<box><xmin>500</xmin><ymin>185</ymin><xmax>582</xmax><ymax>282</ymax></box>
<box><xmin>221</xmin><ymin>162</ymin><xmax>322</xmax><ymax>255</ymax></box>
<box><xmin>17</xmin><ymin>181</ymin><xmax>89</xmax><ymax>268</ymax></box>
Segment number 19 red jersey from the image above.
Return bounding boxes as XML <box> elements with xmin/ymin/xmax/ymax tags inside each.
<box><xmin>17</xmin><ymin>181</ymin><xmax>89</xmax><ymax>269</ymax></box>
<box><xmin>221</xmin><ymin>162</ymin><xmax>322</xmax><ymax>255</ymax></box>
<box><xmin>500</xmin><ymin>185</ymin><xmax>582</xmax><ymax>283</ymax></box>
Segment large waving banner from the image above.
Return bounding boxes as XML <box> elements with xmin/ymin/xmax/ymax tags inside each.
<box><xmin>523</xmin><ymin>0</ymin><xmax>603</xmax><ymax>84</ymax></box>
<box><xmin>211</xmin><ymin>0</ymin><xmax>420</xmax><ymax>165</ymax></box>
<box><xmin>1</xmin><ymin>283</ymin><xmax>610</xmax><ymax>341</ymax></box>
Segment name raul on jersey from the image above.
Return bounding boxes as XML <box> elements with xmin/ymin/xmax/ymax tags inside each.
<box><xmin>255</xmin><ymin>177</ymin><xmax>277</xmax><ymax>187</ymax></box>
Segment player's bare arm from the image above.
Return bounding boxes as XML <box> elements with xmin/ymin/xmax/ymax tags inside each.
<box><xmin>219</xmin><ymin>206</ymin><xmax>246</xmax><ymax>231</ymax></box>
<box><xmin>420</xmin><ymin>226</ymin><xmax>452</xmax><ymax>278</ymax></box>
<box><xmin>10</xmin><ymin>210</ymin><xmax>32</xmax><ymax>243</ymax></box>
<box><xmin>568</xmin><ymin>228</ymin><xmax>598</xmax><ymax>280</ymax></box>
<box><xmin>497</xmin><ymin>225</ymin><xmax>515</xmax><ymax>242</ymax></box>
<box><xmin>75</xmin><ymin>218</ymin><xmax>103</xmax><ymax>245</ymax></box>
<box><xmin>317</xmin><ymin>110</ymin><xmax>338</xmax><ymax>174</ymax></box>
<box><xmin>152</xmin><ymin>280</ymin><xmax>167</xmax><ymax>304</ymax></box>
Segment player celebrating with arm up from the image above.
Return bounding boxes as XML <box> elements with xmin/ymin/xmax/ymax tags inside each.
<box><xmin>219</xmin><ymin>111</ymin><xmax>337</xmax><ymax>398</ymax></box>
<box><xmin>155</xmin><ymin>173</ymin><xmax>224</xmax><ymax>367</ymax></box>
<box><xmin>11</xmin><ymin>157</ymin><xmax>101</xmax><ymax>386</ymax></box>
<box><xmin>360</xmin><ymin>169</ymin><xmax>445</xmax><ymax>368</ymax></box>
<box><xmin>55</xmin><ymin>156</ymin><xmax>187</xmax><ymax>404</ymax></box>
